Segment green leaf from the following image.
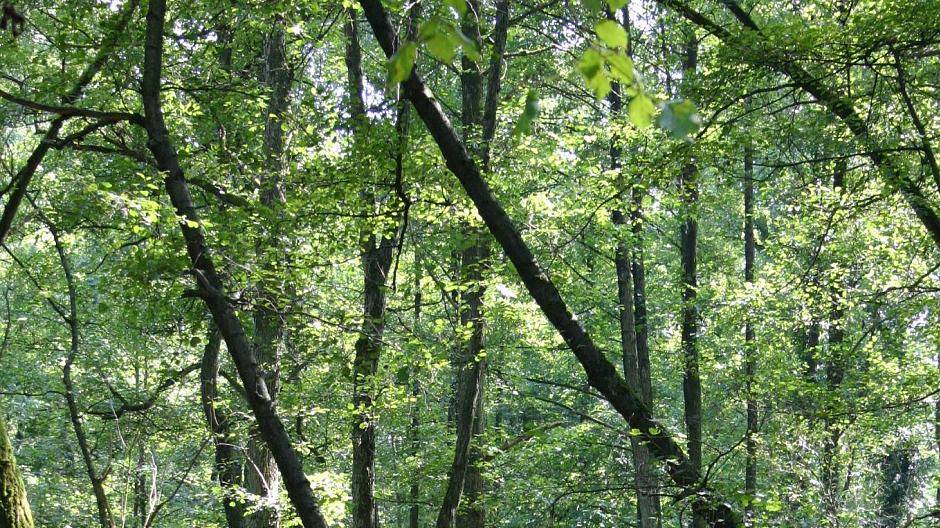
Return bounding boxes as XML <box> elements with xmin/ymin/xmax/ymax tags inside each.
<box><xmin>388</xmin><ymin>41</ymin><xmax>417</xmax><ymax>83</ymax></box>
<box><xmin>420</xmin><ymin>20</ymin><xmax>458</xmax><ymax>63</ymax></box>
<box><xmin>658</xmin><ymin>99</ymin><xmax>701</xmax><ymax>140</ymax></box>
<box><xmin>578</xmin><ymin>48</ymin><xmax>611</xmax><ymax>99</ymax></box>
<box><xmin>605</xmin><ymin>52</ymin><xmax>634</xmax><ymax>84</ymax></box>
<box><xmin>595</xmin><ymin>20</ymin><xmax>628</xmax><ymax>49</ymax></box>
<box><xmin>628</xmin><ymin>93</ymin><xmax>656</xmax><ymax>128</ymax></box>
<box><xmin>512</xmin><ymin>89</ymin><xmax>541</xmax><ymax>136</ymax></box>
<box><xmin>581</xmin><ymin>0</ymin><xmax>604</xmax><ymax>14</ymax></box>
<box><xmin>607</xmin><ymin>0</ymin><xmax>628</xmax><ymax>9</ymax></box>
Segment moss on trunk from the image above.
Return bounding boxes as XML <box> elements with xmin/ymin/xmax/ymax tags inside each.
<box><xmin>0</xmin><ymin>413</ymin><xmax>33</xmax><ymax>528</ymax></box>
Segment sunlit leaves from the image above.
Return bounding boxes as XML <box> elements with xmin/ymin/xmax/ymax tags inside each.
<box><xmin>595</xmin><ymin>20</ymin><xmax>628</xmax><ymax>49</ymax></box>
<box><xmin>628</xmin><ymin>93</ymin><xmax>656</xmax><ymax>128</ymax></box>
<box><xmin>512</xmin><ymin>90</ymin><xmax>541</xmax><ymax>136</ymax></box>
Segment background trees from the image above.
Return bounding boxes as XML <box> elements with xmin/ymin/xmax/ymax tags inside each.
<box><xmin>0</xmin><ymin>0</ymin><xmax>938</xmax><ymax>527</ymax></box>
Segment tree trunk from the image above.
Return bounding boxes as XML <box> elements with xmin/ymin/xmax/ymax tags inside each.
<box><xmin>357</xmin><ymin>2</ymin><xmax>740</xmax><ymax>524</ymax></box>
<box><xmin>743</xmin><ymin>141</ymin><xmax>757</xmax><ymax>522</ymax></box>
<box><xmin>408</xmin><ymin>242</ymin><xmax>423</xmax><ymax>528</ymax></box>
<box><xmin>0</xmin><ymin>413</ymin><xmax>33</xmax><ymax>528</ymax></box>
<box><xmin>822</xmin><ymin>161</ymin><xmax>847</xmax><ymax>526</ymax></box>
<box><xmin>678</xmin><ymin>36</ymin><xmax>704</xmax><ymax>528</ymax></box>
<box><xmin>245</xmin><ymin>22</ymin><xmax>293</xmax><ymax>528</ymax></box>
<box><xmin>141</xmin><ymin>2</ymin><xmax>328</xmax><ymax>526</ymax></box>
<box><xmin>607</xmin><ymin>7</ymin><xmax>661</xmax><ymax>526</ymax></box>
<box><xmin>50</xmin><ymin>223</ymin><xmax>115</xmax><ymax>528</ymax></box>
<box><xmin>200</xmin><ymin>327</ymin><xmax>245</xmax><ymax>528</ymax></box>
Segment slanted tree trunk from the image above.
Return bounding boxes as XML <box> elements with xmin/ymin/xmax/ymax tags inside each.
<box><xmin>244</xmin><ymin>22</ymin><xmax>293</xmax><ymax>528</ymax></box>
<box><xmin>356</xmin><ymin>2</ymin><xmax>741</xmax><ymax>524</ymax></box>
<box><xmin>743</xmin><ymin>140</ymin><xmax>758</xmax><ymax>522</ymax></box>
<box><xmin>0</xmin><ymin>413</ymin><xmax>33</xmax><ymax>528</ymax></box>
<box><xmin>677</xmin><ymin>35</ymin><xmax>704</xmax><ymax>528</ymax></box>
<box><xmin>141</xmin><ymin>2</ymin><xmax>328</xmax><ymax>526</ymax></box>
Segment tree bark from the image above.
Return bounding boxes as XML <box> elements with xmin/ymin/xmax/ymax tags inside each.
<box><xmin>356</xmin><ymin>1</ymin><xmax>740</xmax><ymax>525</ymax></box>
<box><xmin>200</xmin><ymin>326</ymin><xmax>245</xmax><ymax>528</ymax></box>
<box><xmin>245</xmin><ymin>22</ymin><xmax>293</xmax><ymax>528</ymax></box>
<box><xmin>140</xmin><ymin>2</ymin><xmax>328</xmax><ymax>526</ymax></box>
<box><xmin>743</xmin><ymin>141</ymin><xmax>758</xmax><ymax>523</ymax></box>
<box><xmin>677</xmin><ymin>36</ymin><xmax>704</xmax><ymax>528</ymax></box>
<box><xmin>0</xmin><ymin>413</ymin><xmax>32</xmax><ymax>528</ymax></box>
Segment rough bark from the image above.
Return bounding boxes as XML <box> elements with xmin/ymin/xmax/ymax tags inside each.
<box><xmin>245</xmin><ymin>22</ymin><xmax>293</xmax><ymax>528</ymax></box>
<box><xmin>0</xmin><ymin>413</ymin><xmax>32</xmax><ymax>528</ymax></box>
<box><xmin>141</xmin><ymin>2</ymin><xmax>328</xmax><ymax>526</ymax></box>
<box><xmin>608</xmin><ymin>9</ymin><xmax>660</xmax><ymax>524</ymax></box>
<box><xmin>743</xmin><ymin>141</ymin><xmax>757</xmax><ymax>523</ymax></box>
<box><xmin>200</xmin><ymin>327</ymin><xmax>245</xmax><ymax>528</ymax></box>
<box><xmin>678</xmin><ymin>36</ymin><xmax>704</xmax><ymax>528</ymax></box>
<box><xmin>356</xmin><ymin>1</ymin><xmax>740</xmax><ymax>525</ymax></box>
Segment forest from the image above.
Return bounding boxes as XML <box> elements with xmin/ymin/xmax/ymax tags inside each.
<box><xmin>0</xmin><ymin>0</ymin><xmax>938</xmax><ymax>527</ymax></box>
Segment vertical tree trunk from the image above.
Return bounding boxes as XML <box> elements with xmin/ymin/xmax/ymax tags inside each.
<box><xmin>0</xmin><ymin>413</ymin><xmax>33</xmax><ymax>528</ymax></box>
<box><xmin>408</xmin><ymin>243</ymin><xmax>423</xmax><ymax>528</ymax></box>
<box><xmin>743</xmin><ymin>141</ymin><xmax>757</xmax><ymax>522</ymax></box>
<box><xmin>822</xmin><ymin>161</ymin><xmax>847</xmax><ymax>526</ymax></box>
<box><xmin>607</xmin><ymin>6</ymin><xmax>660</xmax><ymax>526</ymax></box>
<box><xmin>245</xmin><ymin>22</ymin><xmax>293</xmax><ymax>528</ymax></box>
<box><xmin>678</xmin><ymin>36</ymin><xmax>704</xmax><ymax>528</ymax></box>
<box><xmin>201</xmin><ymin>327</ymin><xmax>245</xmax><ymax>528</ymax></box>
<box><xmin>345</xmin><ymin>7</ymin><xmax>412</xmax><ymax>526</ymax></box>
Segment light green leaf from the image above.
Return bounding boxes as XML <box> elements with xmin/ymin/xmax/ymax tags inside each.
<box><xmin>595</xmin><ymin>20</ymin><xmax>628</xmax><ymax>49</ymax></box>
<box><xmin>605</xmin><ymin>52</ymin><xmax>634</xmax><ymax>84</ymax></box>
<box><xmin>513</xmin><ymin>89</ymin><xmax>541</xmax><ymax>136</ymax></box>
<box><xmin>420</xmin><ymin>20</ymin><xmax>458</xmax><ymax>63</ymax></box>
<box><xmin>607</xmin><ymin>0</ymin><xmax>629</xmax><ymax>9</ymax></box>
<box><xmin>388</xmin><ymin>41</ymin><xmax>417</xmax><ymax>83</ymax></box>
<box><xmin>628</xmin><ymin>93</ymin><xmax>656</xmax><ymax>128</ymax></box>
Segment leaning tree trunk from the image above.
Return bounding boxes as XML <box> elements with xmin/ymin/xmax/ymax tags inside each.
<box><xmin>0</xmin><ymin>413</ymin><xmax>33</xmax><ymax>528</ymax></box>
<box><xmin>141</xmin><ymin>2</ymin><xmax>329</xmax><ymax>526</ymax></box>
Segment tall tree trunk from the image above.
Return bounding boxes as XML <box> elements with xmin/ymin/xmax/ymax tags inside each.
<box><xmin>408</xmin><ymin>241</ymin><xmax>423</xmax><ymax>528</ymax></box>
<box><xmin>607</xmin><ymin>6</ymin><xmax>660</xmax><ymax>526</ymax></box>
<box><xmin>245</xmin><ymin>22</ymin><xmax>293</xmax><ymax>528</ymax></box>
<box><xmin>0</xmin><ymin>413</ymin><xmax>33</xmax><ymax>528</ymax></box>
<box><xmin>743</xmin><ymin>141</ymin><xmax>757</xmax><ymax>522</ymax></box>
<box><xmin>822</xmin><ymin>161</ymin><xmax>847</xmax><ymax>526</ymax></box>
<box><xmin>201</xmin><ymin>327</ymin><xmax>245</xmax><ymax>528</ymax></box>
<box><xmin>141</xmin><ymin>2</ymin><xmax>328</xmax><ymax>526</ymax></box>
<box><xmin>357</xmin><ymin>2</ymin><xmax>740</xmax><ymax>524</ymax></box>
<box><xmin>678</xmin><ymin>35</ymin><xmax>704</xmax><ymax>528</ymax></box>
<box><xmin>345</xmin><ymin>7</ymin><xmax>412</xmax><ymax>527</ymax></box>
